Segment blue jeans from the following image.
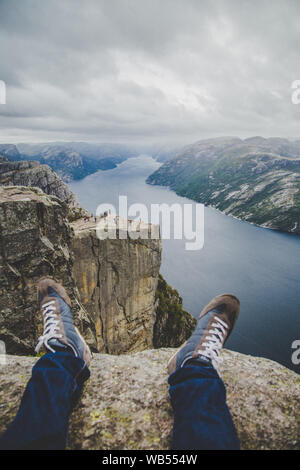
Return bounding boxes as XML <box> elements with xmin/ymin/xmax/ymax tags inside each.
<box><xmin>0</xmin><ymin>354</ymin><xmax>239</xmax><ymax>450</ymax></box>
<box><xmin>169</xmin><ymin>359</ymin><xmax>240</xmax><ymax>450</ymax></box>
<box><xmin>0</xmin><ymin>351</ymin><xmax>90</xmax><ymax>450</ymax></box>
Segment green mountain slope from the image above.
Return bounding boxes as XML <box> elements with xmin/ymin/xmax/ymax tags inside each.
<box><xmin>147</xmin><ymin>137</ymin><xmax>300</xmax><ymax>234</ymax></box>
<box><xmin>0</xmin><ymin>143</ymin><xmax>138</xmax><ymax>182</ymax></box>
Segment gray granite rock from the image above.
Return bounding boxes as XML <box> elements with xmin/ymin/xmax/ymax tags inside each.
<box><xmin>0</xmin><ymin>349</ymin><xmax>299</xmax><ymax>450</ymax></box>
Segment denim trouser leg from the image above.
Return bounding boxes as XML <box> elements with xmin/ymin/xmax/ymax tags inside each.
<box><xmin>0</xmin><ymin>351</ymin><xmax>90</xmax><ymax>450</ymax></box>
<box><xmin>169</xmin><ymin>360</ymin><xmax>240</xmax><ymax>450</ymax></box>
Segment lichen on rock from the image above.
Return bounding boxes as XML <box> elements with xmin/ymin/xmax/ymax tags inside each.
<box><xmin>0</xmin><ymin>349</ymin><xmax>299</xmax><ymax>450</ymax></box>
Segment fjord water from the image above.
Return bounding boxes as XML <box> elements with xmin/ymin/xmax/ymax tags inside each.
<box><xmin>71</xmin><ymin>155</ymin><xmax>300</xmax><ymax>373</ymax></box>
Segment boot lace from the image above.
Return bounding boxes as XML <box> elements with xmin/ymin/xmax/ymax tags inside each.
<box><xmin>198</xmin><ymin>317</ymin><xmax>228</xmax><ymax>371</ymax></box>
<box><xmin>35</xmin><ymin>300</ymin><xmax>63</xmax><ymax>353</ymax></box>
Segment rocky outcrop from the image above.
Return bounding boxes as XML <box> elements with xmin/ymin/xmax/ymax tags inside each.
<box><xmin>0</xmin><ymin>349</ymin><xmax>299</xmax><ymax>450</ymax></box>
<box><xmin>153</xmin><ymin>274</ymin><xmax>196</xmax><ymax>348</ymax></box>
<box><xmin>0</xmin><ymin>187</ymin><xmax>190</xmax><ymax>356</ymax></box>
<box><xmin>71</xmin><ymin>219</ymin><xmax>162</xmax><ymax>354</ymax></box>
<box><xmin>0</xmin><ymin>186</ymin><xmax>96</xmax><ymax>354</ymax></box>
<box><xmin>0</xmin><ymin>156</ymin><xmax>85</xmax><ymax>220</ymax></box>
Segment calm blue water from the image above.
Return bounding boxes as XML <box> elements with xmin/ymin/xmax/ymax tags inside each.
<box><xmin>71</xmin><ymin>155</ymin><xmax>300</xmax><ymax>373</ymax></box>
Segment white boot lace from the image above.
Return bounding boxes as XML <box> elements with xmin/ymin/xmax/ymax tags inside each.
<box><xmin>35</xmin><ymin>300</ymin><xmax>63</xmax><ymax>353</ymax></box>
<box><xmin>198</xmin><ymin>317</ymin><xmax>228</xmax><ymax>371</ymax></box>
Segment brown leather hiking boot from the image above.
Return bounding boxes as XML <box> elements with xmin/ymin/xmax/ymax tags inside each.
<box><xmin>168</xmin><ymin>294</ymin><xmax>240</xmax><ymax>374</ymax></box>
<box><xmin>35</xmin><ymin>277</ymin><xmax>92</xmax><ymax>367</ymax></box>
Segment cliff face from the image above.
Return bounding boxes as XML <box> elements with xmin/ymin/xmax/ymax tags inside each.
<box><xmin>153</xmin><ymin>274</ymin><xmax>196</xmax><ymax>348</ymax></box>
<box><xmin>0</xmin><ymin>349</ymin><xmax>299</xmax><ymax>450</ymax></box>
<box><xmin>71</xmin><ymin>219</ymin><xmax>162</xmax><ymax>354</ymax></box>
<box><xmin>0</xmin><ymin>156</ymin><xmax>85</xmax><ymax>220</ymax></box>
<box><xmin>0</xmin><ymin>186</ymin><xmax>96</xmax><ymax>354</ymax></box>
<box><xmin>0</xmin><ymin>186</ymin><xmax>174</xmax><ymax>355</ymax></box>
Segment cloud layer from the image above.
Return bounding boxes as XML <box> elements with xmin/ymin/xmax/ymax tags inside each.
<box><xmin>0</xmin><ymin>0</ymin><xmax>300</xmax><ymax>143</ymax></box>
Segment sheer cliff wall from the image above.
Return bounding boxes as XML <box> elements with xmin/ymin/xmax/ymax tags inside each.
<box><xmin>0</xmin><ymin>186</ymin><xmax>162</xmax><ymax>355</ymax></box>
<box><xmin>0</xmin><ymin>186</ymin><xmax>95</xmax><ymax>353</ymax></box>
<box><xmin>71</xmin><ymin>220</ymin><xmax>161</xmax><ymax>354</ymax></box>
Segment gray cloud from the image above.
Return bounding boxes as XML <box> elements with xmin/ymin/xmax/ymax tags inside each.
<box><xmin>0</xmin><ymin>0</ymin><xmax>300</xmax><ymax>144</ymax></box>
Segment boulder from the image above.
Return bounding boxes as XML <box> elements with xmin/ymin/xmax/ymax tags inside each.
<box><xmin>0</xmin><ymin>348</ymin><xmax>299</xmax><ymax>450</ymax></box>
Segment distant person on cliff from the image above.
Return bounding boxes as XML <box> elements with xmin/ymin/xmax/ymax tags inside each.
<box><xmin>0</xmin><ymin>278</ymin><xmax>240</xmax><ymax>450</ymax></box>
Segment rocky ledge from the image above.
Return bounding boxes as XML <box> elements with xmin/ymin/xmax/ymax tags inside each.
<box><xmin>0</xmin><ymin>349</ymin><xmax>299</xmax><ymax>450</ymax></box>
<box><xmin>0</xmin><ymin>156</ymin><xmax>86</xmax><ymax>220</ymax></box>
<box><xmin>0</xmin><ymin>186</ymin><xmax>194</xmax><ymax>356</ymax></box>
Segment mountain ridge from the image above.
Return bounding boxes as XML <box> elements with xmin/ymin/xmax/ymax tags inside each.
<box><xmin>0</xmin><ymin>142</ymin><xmax>140</xmax><ymax>182</ymax></box>
<box><xmin>0</xmin><ymin>154</ymin><xmax>86</xmax><ymax>220</ymax></box>
<box><xmin>147</xmin><ymin>137</ymin><xmax>300</xmax><ymax>234</ymax></box>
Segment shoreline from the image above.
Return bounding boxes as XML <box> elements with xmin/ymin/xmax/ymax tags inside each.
<box><xmin>146</xmin><ymin>180</ymin><xmax>300</xmax><ymax>238</ymax></box>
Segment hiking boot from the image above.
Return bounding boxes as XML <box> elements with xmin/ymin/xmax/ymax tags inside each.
<box><xmin>168</xmin><ymin>294</ymin><xmax>240</xmax><ymax>374</ymax></box>
<box><xmin>35</xmin><ymin>277</ymin><xmax>92</xmax><ymax>367</ymax></box>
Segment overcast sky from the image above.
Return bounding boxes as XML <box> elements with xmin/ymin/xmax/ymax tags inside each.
<box><xmin>1</xmin><ymin>0</ymin><xmax>300</xmax><ymax>144</ymax></box>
